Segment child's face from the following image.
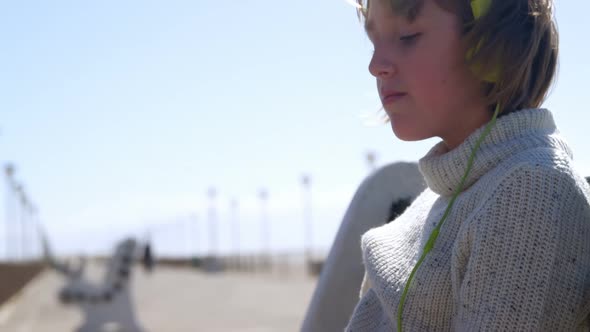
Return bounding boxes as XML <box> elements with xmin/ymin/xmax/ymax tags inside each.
<box><xmin>366</xmin><ymin>0</ymin><xmax>490</xmax><ymax>149</ymax></box>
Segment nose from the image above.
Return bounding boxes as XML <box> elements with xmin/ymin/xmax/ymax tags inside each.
<box><xmin>368</xmin><ymin>49</ymin><xmax>396</xmax><ymax>79</ymax></box>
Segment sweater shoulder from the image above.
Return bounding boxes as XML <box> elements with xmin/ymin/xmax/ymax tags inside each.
<box><xmin>455</xmin><ymin>144</ymin><xmax>590</xmax><ymax>259</ymax></box>
<box><xmin>481</xmin><ymin>143</ymin><xmax>589</xmax><ymax>198</ymax></box>
<box><xmin>470</xmin><ymin>145</ymin><xmax>590</xmax><ymax>233</ymax></box>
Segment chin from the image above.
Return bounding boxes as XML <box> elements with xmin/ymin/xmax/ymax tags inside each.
<box><xmin>390</xmin><ymin>122</ymin><xmax>430</xmax><ymax>142</ymax></box>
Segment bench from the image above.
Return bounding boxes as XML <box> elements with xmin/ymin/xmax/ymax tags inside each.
<box><xmin>44</xmin><ymin>236</ymin><xmax>144</xmax><ymax>332</ymax></box>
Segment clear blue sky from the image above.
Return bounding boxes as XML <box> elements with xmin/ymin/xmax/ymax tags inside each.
<box><xmin>1</xmin><ymin>1</ymin><xmax>589</xmax><ymax>257</ymax></box>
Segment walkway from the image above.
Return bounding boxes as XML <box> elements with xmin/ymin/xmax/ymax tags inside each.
<box><xmin>0</xmin><ymin>263</ymin><xmax>316</xmax><ymax>332</ymax></box>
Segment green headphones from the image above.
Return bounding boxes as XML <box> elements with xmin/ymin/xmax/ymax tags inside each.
<box><xmin>396</xmin><ymin>0</ymin><xmax>501</xmax><ymax>330</ymax></box>
<box><xmin>471</xmin><ymin>0</ymin><xmax>492</xmax><ymax>19</ymax></box>
<box><xmin>468</xmin><ymin>0</ymin><xmax>499</xmax><ymax>83</ymax></box>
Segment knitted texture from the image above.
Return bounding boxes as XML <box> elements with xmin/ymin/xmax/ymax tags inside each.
<box><xmin>345</xmin><ymin>109</ymin><xmax>590</xmax><ymax>331</ymax></box>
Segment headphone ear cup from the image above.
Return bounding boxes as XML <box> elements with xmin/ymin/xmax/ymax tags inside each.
<box><xmin>471</xmin><ymin>0</ymin><xmax>492</xmax><ymax>19</ymax></box>
<box><xmin>468</xmin><ymin>0</ymin><xmax>499</xmax><ymax>83</ymax></box>
<box><xmin>467</xmin><ymin>43</ymin><xmax>500</xmax><ymax>83</ymax></box>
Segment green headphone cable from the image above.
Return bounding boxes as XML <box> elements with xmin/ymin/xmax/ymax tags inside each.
<box><xmin>396</xmin><ymin>103</ymin><xmax>501</xmax><ymax>331</ymax></box>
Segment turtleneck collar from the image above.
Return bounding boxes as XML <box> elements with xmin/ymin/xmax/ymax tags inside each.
<box><xmin>418</xmin><ymin>108</ymin><xmax>572</xmax><ymax>197</ymax></box>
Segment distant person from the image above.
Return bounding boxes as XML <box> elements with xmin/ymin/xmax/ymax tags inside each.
<box><xmin>142</xmin><ymin>242</ymin><xmax>154</xmax><ymax>274</ymax></box>
<box><xmin>345</xmin><ymin>0</ymin><xmax>590</xmax><ymax>331</ymax></box>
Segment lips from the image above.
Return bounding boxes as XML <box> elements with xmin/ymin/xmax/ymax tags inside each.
<box><xmin>381</xmin><ymin>90</ymin><xmax>407</xmax><ymax>104</ymax></box>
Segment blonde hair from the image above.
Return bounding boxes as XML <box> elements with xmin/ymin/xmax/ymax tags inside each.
<box><xmin>357</xmin><ymin>0</ymin><xmax>559</xmax><ymax>114</ymax></box>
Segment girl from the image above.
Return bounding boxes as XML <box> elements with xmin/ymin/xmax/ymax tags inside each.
<box><xmin>345</xmin><ymin>0</ymin><xmax>590</xmax><ymax>330</ymax></box>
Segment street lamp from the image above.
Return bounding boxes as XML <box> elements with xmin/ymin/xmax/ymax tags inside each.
<box><xmin>301</xmin><ymin>174</ymin><xmax>313</xmax><ymax>264</ymax></box>
<box><xmin>28</xmin><ymin>203</ymin><xmax>39</xmax><ymax>259</ymax></box>
<box><xmin>4</xmin><ymin>164</ymin><xmax>15</xmax><ymax>261</ymax></box>
<box><xmin>230</xmin><ymin>198</ymin><xmax>239</xmax><ymax>268</ymax></box>
<box><xmin>258</xmin><ymin>188</ymin><xmax>270</xmax><ymax>271</ymax></box>
<box><xmin>15</xmin><ymin>184</ymin><xmax>28</xmax><ymax>261</ymax></box>
<box><xmin>207</xmin><ymin>187</ymin><xmax>218</xmax><ymax>259</ymax></box>
<box><xmin>188</xmin><ymin>213</ymin><xmax>199</xmax><ymax>258</ymax></box>
<box><xmin>366</xmin><ymin>151</ymin><xmax>377</xmax><ymax>172</ymax></box>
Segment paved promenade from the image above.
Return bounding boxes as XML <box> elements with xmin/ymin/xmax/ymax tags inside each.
<box><xmin>0</xmin><ymin>264</ymin><xmax>317</xmax><ymax>332</ymax></box>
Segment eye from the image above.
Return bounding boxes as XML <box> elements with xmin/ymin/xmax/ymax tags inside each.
<box><xmin>399</xmin><ymin>33</ymin><xmax>422</xmax><ymax>45</ymax></box>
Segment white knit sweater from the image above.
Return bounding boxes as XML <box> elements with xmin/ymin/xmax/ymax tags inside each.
<box><xmin>345</xmin><ymin>109</ymin><xmax>590</xmax><ymax>331</ymax></box>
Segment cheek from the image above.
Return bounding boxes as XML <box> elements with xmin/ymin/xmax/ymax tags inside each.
<box><xmin>406</xmin><ymin>63</ymin><xmax>452</xmax><ymax>107</ymax></box>
<box><xmin>408</xmin><ymin>53</ymin><xmax>470</xmax><ymax>108</ymax></box>
<box><xmin>409</xmin><ymin>37</ymin><xmax>467</xmax><ymax>95</ymax></box>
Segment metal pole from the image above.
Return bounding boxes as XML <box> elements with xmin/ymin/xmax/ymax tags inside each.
<box><xmin>366</xmin><ymin>151</ymin><xmax>377</xmax><ymax>173</ymax></box>
<box><xmin>30</xmin><ymin>204</ymin><xmax>39</xmax><ymax>260</ymax></box>
<box><xmin>4</xmin><ymin>164</ymin><xmax>15</xmax><ymax>261</ymax></box>
<box><xmin>16</xmin><ymin>185</ymin><xmax>27</xmax><ymax>261</ymax></box>
<box><xmin>184</xmin><ymin>216</ymin><xmax>191</xmax><ymax>258</ymax></box>
<box><xmin>301</xmin><ymin>174</ymin><xmax>312</xmax><ymax>264</ymax></box>
<box><xmin>207</xmin><ymin>187</ymin><xmax>218</xmax><ymax>259</ymax></box>
<box><xmin>230</xmin><ymin>198</ymin><xmax>239</xmax><ymax>265</ymax></box>
<box><xmin>189</xmin><ymin>214</ymin><xmax>199</xmax><ymax>258</ymax></box>
<box><xmin>259</xmin><ymin>189</ymin><xmax>269</xmax><ymax>270</ymax></box>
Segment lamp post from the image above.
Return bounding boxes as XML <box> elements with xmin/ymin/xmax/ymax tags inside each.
<box><xmin>189</xmin><ymin>213</ymin><xmax>199</xmax><ymax>259</ymax></box>
<box><xmin>4</xmin><ymin>164</ymin><xmax>15</xmax><ymax>261</ymax></box>
<box><xmin>230</xmin><ymin>198</ymin><xmax>239</xmax><ymax>269</ymax></box>
<box><xmin>207</xmin><ymin>187</ymin><xmax>218</xmax><ymax>260</ymax></box>
<box><xmin>15</xmin><ymin>184</ymin><xmax>27</xmax><ymax>261</ymax></box>
<box><xmin>366</xmin><ymin>151</ymin><xmax>377</xmax><ymax>173</ymax></box>
<box><xmin>258</xmin><ymin>188</ymin><xmax>269</xmax><ymax>271</ymax></box>
<box><xmin>28</xmin><ymin>203</ymin><xmax>39</xmax><ymax>259</ymax></box>
<box><xmin>184</xmin><ymin>215</ymin><xmax>191</xmax><ymax>259</ymax></box>
<box><xmin>301</xmin><ymin>174</ymin><xmax>313</xmax><ymax>265</ymax></box>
